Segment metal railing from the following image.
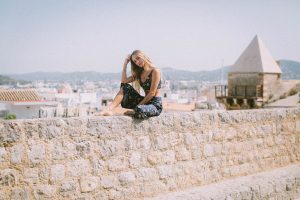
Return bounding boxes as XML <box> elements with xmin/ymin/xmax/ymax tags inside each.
<box><xmin>215</xmin><ymin>85</ymin><xmax>263</xmax><ymax>98</ymax></box>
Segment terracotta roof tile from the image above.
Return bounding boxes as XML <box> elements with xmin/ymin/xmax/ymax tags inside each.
<box><xmin>0</xmin><ymin>89</ymin><xmax>42</xmax><ymax>102</ymax></box>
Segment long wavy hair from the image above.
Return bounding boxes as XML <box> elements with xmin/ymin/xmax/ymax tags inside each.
<box><xmin>130</xmin><ymin>50</ymin><xmax>152</xmax><ymax>93</ymax></box>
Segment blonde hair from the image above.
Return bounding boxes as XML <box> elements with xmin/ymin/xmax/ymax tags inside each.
<box><xmin>130</xmin><ymin>50</ymin><xmax>152</xmax><ymax>93</ymax></box>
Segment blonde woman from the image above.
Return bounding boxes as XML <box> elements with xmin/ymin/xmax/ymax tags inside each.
<box><xmin>98</xmin><ymin>50</ymin><xmax>162</xmax><ymax>119</ymax></box>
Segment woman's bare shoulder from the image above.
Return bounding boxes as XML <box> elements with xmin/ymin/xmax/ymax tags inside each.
<box><xmin>151</xmin><ymin>66</ymin><xmax>161</xmax><ymax>73</ymax></box>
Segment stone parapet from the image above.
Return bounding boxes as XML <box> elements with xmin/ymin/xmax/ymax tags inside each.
<box><xmin>0</xmin><ymin>108</ymin><xmax>300</xmax><ymax>199</ymax></box>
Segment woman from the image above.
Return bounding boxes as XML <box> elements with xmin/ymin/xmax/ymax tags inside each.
<box><xmin>98</xmin><ymin>50</ymin><xmax>163</xmax><ymax>119</ymax></box>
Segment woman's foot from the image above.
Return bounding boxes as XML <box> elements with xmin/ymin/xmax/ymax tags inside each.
<box><xmin>95</xmin><ymin>108</ymin><xmax>114</xmax><ymax>116</ymax></box>
<box><xmin>123</xmin><ymin>110</ymin><xmax>135</xmax><ymax>116</ymax></box>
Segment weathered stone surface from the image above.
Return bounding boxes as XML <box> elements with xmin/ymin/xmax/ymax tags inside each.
<box><xmin>23</xmin><ymin>168</ymin><xmax>39</xmax><ymax>184</ymax></box>
<box><xmin>91</xmin><ymin>157</ymin><xmax>106</xmax><ymax>175</ymax></box>
<box><xmin>101</xmin><ymin>175</ymin><xmax>118</xmax><ymax>189</ymax></box>
<box><xmin>162</xmin><ymin>150</ymin><xmax>176</xmax><ymax>164</ymax></box>
<box><xmin>138</xmin><ymin>168</ymin><xmax>158</xmax><ymax>181</ymax></box>
<box><xmin>79</xmin><ymin>176</ymin><xmax>99</xmax><ymax>192</ymax></box>
<box><xmin>0</xmin><ymin>122</ymin><xmax>22</xmax><ymax>147</ymax></box>
<box><xmin>11</xmin><ymin>188</ymin><xmax>29</xmax><ymax>200</ymax></box>
<box><xmin>50</xmin><ymin>164</ymin><xmax>65</xmax><ymax>183</ymax></box>
<box><xmin>28</xmin><ymin>144</ymin><xmax>45</xmax><ymax>164</ymax></box>
<box><xmin>147</xmin><ymin>151</ymin><xmax>162</xmax><ymax>165</ymax></box>
<box><xmin>108</xmin><ymin>158</ymin><xmax>126</xmax><ymax>172</ymax></box>
<box><xmin>34</xmin><ymin>185</ymin><xmax>56</xmax><ymax>199</ymax></box>
<box><xmin>138</xmin><ymin>136</ymin><xmax>151</xmax><ymax>150</ymax></box>
<box><xmin>11</xmin><ymin>144</ymin><xmax>24</xmax><ymax>164</ymax></box>
<box><xmin>129</xmin><ymin>152</ymin><xmax>141</xmax><ymax>168</ymax></box>
<box><xmin>60</xmin><ymin>179</ymin><xmax>80</xmax><ymax>197</ymax></box>
<box><xmin>0</xmin><ymin>147</ymin><xmax>7</xmax><ymax>162</ymax></box>
<box><xmin>158</xmin><ymin>165</ymin><xmax>174</xmax><ymax>179</ymax></box>
<box><xmin>175</xmin><ymin>147</ymin><xmax>190</xmax><ymax>161</ymax></box>
<box><xmin>67</xmin><ymin>159</ymin><xmax>91</xmax><ymax>177</ymax></box>
<box><xmin>203</xmin><ymin>144</ymin><xmax>215</xmax><ymax>157</ymax></box>
<box><xmin>0</xmin><ymin>169</ymin><xmax>17</xmax><ymax>186</ymax></box>
<box><xmin>39</xmin><ymin>124</ymin><xmax>63</xmax><ymax>140</ymax></box>
<box><xmin>119</xmin><ymin>171</ymin><xmax>136</xmax><ymax>186</ymax></box>
<box><xmin>0</xmin><ymin>108</ymin><xmax>299</xmax><ymax>200</ymax></box>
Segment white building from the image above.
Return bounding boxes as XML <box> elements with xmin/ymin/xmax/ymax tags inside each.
<box><xmin>0</xmin><ymin>89</ymin><xmax>48</xmax><ymax>119</ymax></box>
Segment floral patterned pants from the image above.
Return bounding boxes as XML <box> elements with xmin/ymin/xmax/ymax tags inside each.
<box><xmin>120</xmin><ymin>83</ymin><xmax>163</xmax><ymax>119</ymax></box>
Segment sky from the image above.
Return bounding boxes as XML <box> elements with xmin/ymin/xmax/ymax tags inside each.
<box><xmin>0</xmin><ymin>0</ymin><xmax>300</xmax><ymax>74</ymax></box>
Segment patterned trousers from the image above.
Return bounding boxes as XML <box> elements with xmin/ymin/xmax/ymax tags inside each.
<box><xmin>120</xmin><ymin>83</ymin><xmax>163</xmax><ymax>119</ymax></box>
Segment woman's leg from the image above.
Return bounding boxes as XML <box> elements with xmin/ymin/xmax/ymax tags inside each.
<box><xmin>97</xmin><ymin>83</ymin><xmax>143</xmax><ymax>116</ymax></box>
<box><xmin>134</xmin><ymin>97</ymin><xmax>163</xmax><ymax>119</ymax></box>
<box><xmin>97</xmin><ymin>89</ymin><xmax>124</xmax><ymax>116</ymax></box>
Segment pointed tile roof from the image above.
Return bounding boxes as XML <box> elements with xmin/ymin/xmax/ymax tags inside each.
<box><xmin>0</xmin><ymin>89</ymin><xmax>42</xmax><ymax>102</ymax></box>
<box><xmin>229</xmin><ymin>35</ymin><xmax>282</xmax><ymax>73</ymax></box>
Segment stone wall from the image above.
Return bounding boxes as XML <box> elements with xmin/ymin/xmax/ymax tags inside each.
<box><xmin>0</xmin><ymin>108</ymin><xmax>300</xmax><ymax>200</ymax></box>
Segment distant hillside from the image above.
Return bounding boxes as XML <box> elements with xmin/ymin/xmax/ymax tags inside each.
<box><xmin>7</xmin><ymin>59</ymin><xmax>300</xmax><ymax>82</ymax></box>
<box><xmin>279</xmin><ymin>60</ymin><xmax>300</xmax><ymax>79</ymax></box>
<box><xmin>8</xmin><ymin>71</ymin><xmax>120</xmax><ymax>82</ymax></box>
<box><xmin>8</xmin><ymin>67</ymin><xmax>230</xmax><ymax>82</ymax></box>
<box><xmin>161</xmin><ymin>66</ymin><xmax>230</xmax><ymax>82</ymax></box>
<box><xmin>0</xmin><ymin>75</ymin><xmax>17</xmax><ymax>85</ymax></box>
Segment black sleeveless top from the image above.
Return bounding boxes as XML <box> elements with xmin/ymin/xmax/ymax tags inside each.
<box><xmin>140</xmin><ymin>70</ymin><xmax>162</xmax><ymax>91</ymax></box>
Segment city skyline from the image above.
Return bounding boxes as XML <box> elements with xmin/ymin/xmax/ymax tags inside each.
<box><xmin>0</xmin><ymin>0</ymin><xmax>300</xmax><ymax>74</ymax></box>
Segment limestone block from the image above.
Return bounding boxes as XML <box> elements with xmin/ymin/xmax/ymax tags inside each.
<box><xmin>108</xmin><ymin>158</ymin><xmax>126</xmax><ymax>172</ymax></box>
<box><xmin>50</xmin><ymin>164</ymin><xmax>65</xmax><ymax>183</ymax></box>
<box><xmin>138</xmin><ymin>168</ymin><xmax>158</xmax><ymax>181</ymax></box>
<box><xmin>48</xmin><ymin>141</ymin><xmax>67</xmax><ymax>160</ymax></box>
<box><xmin>190</xmin><ymin>146</ymin><xmax>202</xmax><ymax>160</ymax></box>
<box><xmin>109</xmin><ymin>189</ymin><xmax>123</xmax><ymax>200</ymax></box>
<box><xmin>204</xmin><ymin>144</ymin><xmax>215</xmax><ymax>157</ymax></box>
<box><xmin>98</xmin><ymin>139</ymin><xmax>118</xmax><ymax>160</ymax></box>
<box><xmin>119</xmin><ymin>171</ymin><xmax>136</xmax><ymax>186</ymax></box>
<box><xmin>94</xmin><ymin>192</ymin><xmax>109</xmax><ymax>200</ymax></box>
<box><xmin>0</xmin><ymin>147</ymin><xmax>7</xmax><ymax>162</ymax></box>
<box><xmin>79</xmin><ymin>176</ymin><xmax>99</xmax><ymax>192</ymax></box>
<box><xmin>67</xmin><ymin>159</ymin><xmax>91</xmax><ymax>177</ymax></box>
<box><xmin>23</xmin><ymin>168</ymin><xmax>39</xmax><ymax>184</ymax></box>
<box><xmin>0</xmin><ymin>169</ymin><xmax>17</xmax><ymax>187</ymax></box>
<box><xmin>39</xmin><ymin>125</ymin><xmax>63</xmax><ymax>140</ymax></box>
<box><xmin>0</xmin><ymin>122</ymin><xmax>22</xmax><ymax>146</ymax></box>
<box><xmin>147</xmin><ymin>151</ymin><xmax>162</xmax><ymax>165</ymax></box>
<box><xmin>275</xmin><ymin>135</ymin><xmax>284</xmax><ymax>145</ymax></box>
<box><xmin>153</xmin><ymin>135</ymin><xmax>168</xmax><ymax>150</ymax></box>
<box><xmin>33</xmin><ymin>185</ymin><xmax>56</xmax><ymax>199</ymax></box>
<box><xmin>184</xmin><ymin>133</ymin><xmax>195</xmax><ymax>146</ymax></box>
<box><xmin>162</xmin><ymin>150</ymin><xmax>175</xmax><ymax>164</ymax></box>
<box><xmin>39</xmin><ymin>167</ymin><xmax>50</xmax><ymax>183</ymax></box>
<box><xmin>28</xmin><ymin>144</ymin><xmax>45</xmax><ymax>164</ymax></box>
<box><xmin>90</xmin><ymin>157</ymin><xmax>106</xmax><ymax>176</ymax></box>
<box><xmin>158</xmin><ymin>165</ymin><xmax>174</xmax><ymax>179</ymax></box>
<box><xmin>137</xmin><ymin>136</ymin><xmax>151</xmax><ymax>150</ymax></box>
<box><xmin>296</xmin><ymin>120</ymin><xmax>300</xmax><ymax>132</ymax></box>
<box><xmin>129</xmin><ymin>152</ymin><xmax>141</xmax><ymax>168</ymax></box>
<box><xmin>125</xmin><ymin>136</ymin><xmax>136</xmax><ymax>151</ymax></box>
<box><xmin>225</xmin><ymin>128</ymin><xmax>237</xmax><ymax>141</ymax></box>
<box><xmin>75</xmin><ymin>141</ymin><xmax>92</xmax><ymax>157</ymax></box>
<box><xmin>11</xmin><ymin>188</ymin><xmax>29</xmax><ymax>200</ymax></box>
<box><xmin>11</xmin><ymin>144</ymin><xmax>24</xmax><ymax>164</ymax></box>
<box><xmin>59</xmin><ymin>179</ymin><xmax>80</xmax><ymax>197</ymax></box>
<box><xmin>175</xmin><ymin>147</ymin><xmax>190</xmax><ymax>161</ymax></box>
<box><xmin>100</xmin><ymin>175</ymin><xmax>118</xmax><ymax>189</ymax></box>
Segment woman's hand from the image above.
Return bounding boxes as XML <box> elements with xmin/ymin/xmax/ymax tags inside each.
<box><xmin>124</xmin><ymin>54</ymin><xmax>131</xmax><ymax>66</ymax></box>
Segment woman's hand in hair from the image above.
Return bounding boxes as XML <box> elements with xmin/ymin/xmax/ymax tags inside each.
<box><xmin>124</xmin><ymin>54</ymin><xmax>131</xmax><ymax>66</ymax></box>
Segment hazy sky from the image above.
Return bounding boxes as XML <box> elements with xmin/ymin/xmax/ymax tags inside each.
<box><xmin>0</xmin><ymin>0</ymin><xmax>299</xmax><ymax>74</ymax></box>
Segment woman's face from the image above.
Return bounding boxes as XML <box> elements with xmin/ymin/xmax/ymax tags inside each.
<box><xmin>131</xmin><ymin>54</ymin><xmax>145</xmax><ymax>68</ymax></box>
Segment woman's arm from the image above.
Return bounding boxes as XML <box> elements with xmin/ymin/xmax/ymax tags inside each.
<box><xmin>138</xmin><ymin>68</ymin><xmax>161</xmax><ymax>105</ymax></box>
<box><xmin>121</xmin><ymin>55</ymin><xmax>135</xmax><ymax>83</ymax></box>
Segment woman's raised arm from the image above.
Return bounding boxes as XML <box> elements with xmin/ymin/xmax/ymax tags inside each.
<box><xmin>121</xmin><ymin>54</ymin><xmax>135</xmax><ymax>83</ymax></box>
